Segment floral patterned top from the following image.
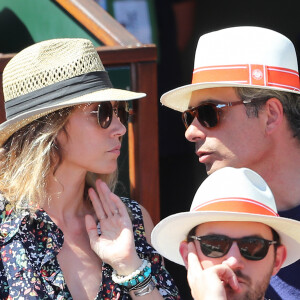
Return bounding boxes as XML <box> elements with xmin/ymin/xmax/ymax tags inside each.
<box><xmin>0</xmin><ymin>195</ymin><xmax>181</xmax><ymax>300</ymax></box>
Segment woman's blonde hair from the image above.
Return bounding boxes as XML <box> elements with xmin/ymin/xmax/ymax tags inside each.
<box><xmin>0</xmin><ymin>107</ymin><xmax>117</xmax><ymax>213</ymax></box>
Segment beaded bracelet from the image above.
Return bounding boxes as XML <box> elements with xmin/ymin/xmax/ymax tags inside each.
<box><xmin>111</xmin><ymin>259</ymin><xmax>152</xmax><ymax>290</ymax></box>
<box><xmin>129</xmin><ymin>274</ymin><xmax>152</xmax><ymax>291</ymax></box>
<box><xmin>112</xmin><ymin>259</ymin><xmax>149</xmax><ymax>284</ymax></box>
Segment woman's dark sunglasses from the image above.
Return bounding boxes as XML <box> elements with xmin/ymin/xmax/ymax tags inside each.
<box><xmin>91</xmin><ymin>101</ymin><xmax>129</xmax><ymax>129</ymax></box>
<box><xmin>182</xmin><ymin>100</ymin><xmax>249</xmax><ymax>129</ymax></box>
<box><xmin>189</xmin><ymin>234</ymin><xmax>277</xmax><ymax>261</ymax></box>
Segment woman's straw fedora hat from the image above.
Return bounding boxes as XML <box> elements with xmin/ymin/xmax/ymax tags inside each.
<box><xmin>161</xmin><ymin>26</ymin><xmax>300</xmax><ymax>112</ymax></box>
<box><xmin>0</xmin><ymin>38</ymin><xmax>146</xmax><ymax>146</ymax></box>
<box><xmin>151</xmin><ymin>167</ymin><xmax>300</xmax><ymax>268</ymax></box>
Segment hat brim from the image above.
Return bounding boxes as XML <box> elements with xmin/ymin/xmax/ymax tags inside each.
<box><xmin>160</xmin><ymin>82</ymin><xmax>300</xmax><ymax>112</ymax></box>
<box><xmin>0</xmin><ymin>88</ymin><xmax>146</xmax><ymax>146</ymax></box>
<box><xmin>151</xmin><ymin>211</ymin><xmax>300</xmax><ymax>268</ymax></box>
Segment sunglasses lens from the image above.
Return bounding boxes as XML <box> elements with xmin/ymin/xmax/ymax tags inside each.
<box><xmin>197</xmin><ymin>104</ymin><xmax>219</xmax><ymax>128</ymax></box>
<box><xmin>199</xmin><ymin>235</ymin><xmax>231</xmax><ymax>258</ymax></box>
<box><xmin>98</xmin><ymin>101</ymin><xmax>129</xmax><ymax>129</ymax></box>
<box><xmin>238</xmin><ymin>238</ymin><xmax>269</xmax><ymax>260</ymax></box>
<box><xmin>117</xmin><ymin>101</ymin><xmax>129</xmax><ymax>125</ymax></box>
<box><xmin>98</xmin><ymin>102</ymin><xmax>113</xmax><ymax>129</ymax></box>
<box><xmin>182</xmin><ymin>111</ymin><xmax>195</xmax><ymax>129</ymax></box>
<box><xmin>182</xmin><ymin>104</ymin><xmax>219</xmax><ymax>129</ymax></box>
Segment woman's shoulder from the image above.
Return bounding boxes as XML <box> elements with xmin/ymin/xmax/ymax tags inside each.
<box><xmin>0</xmin><ymin>194</ymin><xmax>11</xmax><ymax>223</ymax></box>
<box><xmin>120</xmin><ymin>197</ymin><xmax>142</xmax><ymax>216</ymax></box>
<box><xmin>0</xmin><ymin>194</ymin><xmax>23</xmax><ymax>245</ymax></box>
<box><xmin>119</xmin><ymin>197</ymin><xmax>156</xmax><ymax>244</ymax></box>
<box><xmin>120</xmin><ymin>197</ymin><xmax>145</xmax><ymax>231</ymax></box>
<box><xmin>120</xmin><ymin>196</ymin><xmax>139</xmax><ymax>207</ymax></box>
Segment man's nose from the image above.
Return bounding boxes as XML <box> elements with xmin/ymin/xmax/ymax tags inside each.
<box><xmin>185</xmin><ymin>118</ymin><xmax>206</xmax><ymax>142</ymax></box>
<box><xmin>221</xmin><ymin>242</ymin><xmax>245</xmax><ymax>271</ymax></box>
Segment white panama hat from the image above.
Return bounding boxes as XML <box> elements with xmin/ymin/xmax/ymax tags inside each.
<box><xmin>161</xmin><ymin>26</ymin><xmax>300</xmax><ymax>112</ymax></box>
<box><xmin>151</xmin><ymin>167</ymin><xmax>300</xmax><ymax>268</ymax></box>
<box><xmin>0</xmin><ymin>38</ymin><xmax>146</xmax><ymax>146</ymax></box>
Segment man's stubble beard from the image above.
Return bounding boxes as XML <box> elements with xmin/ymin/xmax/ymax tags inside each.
<box><xmin>225</xmin><ymin>267</ymin><xmax>274</xmax><ymax>300</ymax></box>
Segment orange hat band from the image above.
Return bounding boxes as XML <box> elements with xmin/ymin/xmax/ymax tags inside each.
<box><xmin>192</xmin><ymin>197</ymin><xmax>279</xmax><ymax>216</ymax></box>
<box><xmin>192</xmin><ymin>64</ymin><xmax>300</xmax><ymax>92</ymax></box>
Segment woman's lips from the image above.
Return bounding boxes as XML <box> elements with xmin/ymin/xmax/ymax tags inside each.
<box><xmin>108</xmin><ymin>144</ymin><xmax>121</xmax><ymax>155</ymax></box>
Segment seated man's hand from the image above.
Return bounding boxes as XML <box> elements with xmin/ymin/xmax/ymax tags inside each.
<box><xmin>186</xmin><ymin>242</ymin><xmax>240</xmax><ymax>300</ymax></box>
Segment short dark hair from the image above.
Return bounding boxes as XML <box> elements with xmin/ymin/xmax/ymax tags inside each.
<box><xmin>235</xmin><ymin>87</ymin><xmax>300</xmax><ymax>142</ymax></box>
<box><xmin>271</xmin><ymin>227</ymin><xmax>281</xmax><ymax>250</ymax></box>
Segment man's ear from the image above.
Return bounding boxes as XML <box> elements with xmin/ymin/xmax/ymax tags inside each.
<box><xmin>272</xmin><ymin>245</ymin><xmax>287</xmax><ymax>276</ymax></box>
<box><xmin>264</xmin><ymin>98</ymin><xmax>284</xmax><ymax>135</ymax></box>
<box><xmin>179</xmin><ymin>241</ymin><xmax>189</xmax><ymax>269</ymax></box>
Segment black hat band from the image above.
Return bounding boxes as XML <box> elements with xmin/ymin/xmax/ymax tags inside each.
<box><xmin>5</xmin><ymin>71</ymin><xmax>113</xmax><ymax>119</ymax></box>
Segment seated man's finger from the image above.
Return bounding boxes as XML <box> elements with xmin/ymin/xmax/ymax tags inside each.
<box><xmin>217</xmin><ymin>264</ymin><xmax>240</xmax><ymax>291</ymax></box>
<box><xmin>187</xmin><ymin>242</ymin><xmax>203</xmax><ymax>271</ymax></box>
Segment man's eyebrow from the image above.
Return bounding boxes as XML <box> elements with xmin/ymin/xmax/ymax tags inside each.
<box><xmin>242</xmin><ymin>234</ymin><xmax>266</xmax><ymax>239</ymax></box>
<box><xmin>188</xmin><ymin>99</ymin><xmax>228</xmax><ymax>109</ymax></box>
<box><xmin>200</xmin><ymin>233</ymin><xmax>266</xmax><ymax>238</ymax></box>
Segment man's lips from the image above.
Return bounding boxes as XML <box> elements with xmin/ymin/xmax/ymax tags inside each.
<box><xmin>224</xmin><ymin>277</ymin><xmax>247</xmax><ymax>292</ymax></box>
<box><xmin>236</xmin><ymin>277</ymin><xmax>247</xmax><ymax>285</ymax></box>
<box><xmin>234</xmin><ymin>271</ymin><xmax>250</xmax><ymax>286</ymax></box>
<box><xmin>196</xmin><ymin>151</ymin><xmax>213</xmax><ymax>163</ymax></box>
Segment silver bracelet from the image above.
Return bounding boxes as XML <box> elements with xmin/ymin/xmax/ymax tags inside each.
<box><xmin>133</xmin><ymin>278</ymin><xmax>156</xmax><ymax>297</ymax></box>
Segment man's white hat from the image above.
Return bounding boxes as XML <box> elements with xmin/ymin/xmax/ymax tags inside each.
<box><xmin>161</xmin><ymin>26</ymin><xmax>300</xmax><ymax>112</ymax></box>
<box><xmin>151</xmin><ymin>167</ymin><xmax>300</xmax><ymax>268</ymax></box>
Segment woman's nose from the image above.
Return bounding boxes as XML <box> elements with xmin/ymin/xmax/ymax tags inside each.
<box><xmin>111</xmin><ymin>114</ymin><xmax>127</xmax><ymax>137</ymax></box>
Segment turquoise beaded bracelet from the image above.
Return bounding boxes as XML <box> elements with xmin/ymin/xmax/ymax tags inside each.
<box><xmin>111</xmin><ymin>259</ymin><xmax>152</xmax><ymax>290</ymax></box>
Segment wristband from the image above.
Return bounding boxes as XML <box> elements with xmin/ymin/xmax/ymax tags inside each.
<box><xmin>133</xmin><ymin>278</ymin><xmax>156</xmax><ymax>297</ymax></box>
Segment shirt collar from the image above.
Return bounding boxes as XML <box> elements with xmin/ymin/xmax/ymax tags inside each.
<box><xmin>0</xmin><ymin>199</ymin><xmax>63</xmax><ymax>248</ymax></box>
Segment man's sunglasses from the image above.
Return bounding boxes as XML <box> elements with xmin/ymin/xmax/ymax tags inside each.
<box><xmin>90</xmin><ymin>101</ymin><xmax>129</xmax><ymax>129</ymax></box>
<box><xmin>189</xmin><ymin>234</ymin><xmax>277</xmax><ymax>261</ymax></box>
<box><xmin>182</xmin><ymin>100</ymin><xmax>250</xmax><ymax>129</ymax></box>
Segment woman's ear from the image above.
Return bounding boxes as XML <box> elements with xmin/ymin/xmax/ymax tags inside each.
<box><xmin>264</xmin><ymin>98</ymin><xmax>284</xmax><ymax>135</ymax></box>
<box><xmin>179</xmin><ymin>241</ymin><xmax>189</xmax><ymax>269</ymax></box>
<box><xmin>272</xmin><ymin>245</ymin><xmax>287</xmax><ymax>276</ymax></box>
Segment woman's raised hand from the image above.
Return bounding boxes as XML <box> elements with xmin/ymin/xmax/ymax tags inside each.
<box><xmin>85</xmin><ymin>179</ymin><xmax>142</xmax><ymax>275</ymax></box>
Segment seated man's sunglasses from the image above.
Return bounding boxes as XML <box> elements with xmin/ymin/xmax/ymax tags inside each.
<box><xmin>189</xmin><ymin>234</ymin><xmax>277</xmax><ymax>261</ymax></box>
<box><xmin>90</xmin><ymin>101</ymin><xmax>129</xmax><ymax>129</ymax></box>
